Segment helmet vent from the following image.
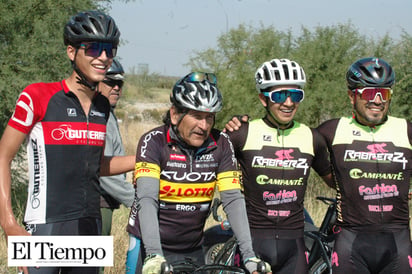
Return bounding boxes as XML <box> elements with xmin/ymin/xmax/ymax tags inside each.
<box><xmin>282</xmin><ymin>64</ymin><xmax>289</xmax><ymax>80</ymax></box>
<box><xmin>263</xmin><ymin>66</ymin><xmax>271</xmax><ymax>81</ymax></box>
<box><xmin>360</xmin><ymin>66</ymin><xmax>373</xmax><ymax>79</ymax></box>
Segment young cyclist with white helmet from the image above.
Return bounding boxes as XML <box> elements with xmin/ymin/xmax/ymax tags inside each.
<box><xmin>317</xmin><ymin>57</ymin><xmax>412</xmax><ymax>273</ymax></box>
<box><xmin>0</xmin><ymin>10</ymin><xmax>134</xmax><ymax>274</ymax></box>
<box><xmin>125</xmin><ymin>72</ymin><xmax>271</xmax><ymax>274</ymax></box>
<box><xmin>225</xmin><ymin>58</ymin><xmax>334</xmax><ymax>273</ymax></box>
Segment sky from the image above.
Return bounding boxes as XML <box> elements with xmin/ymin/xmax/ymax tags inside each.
<box><xmin>110</xmin><ymin>0</ymin><xmax>412</xmax><ymax>77</ymax></box>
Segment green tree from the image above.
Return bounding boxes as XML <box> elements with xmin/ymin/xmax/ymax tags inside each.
<box><xmin>390</xmin><ymin>33</ymin><xmax>412</xmax><ymax>120</ymax></box>
<box><xmin>187</xmin><ymin>23</ymin><xmax>411</xmax><ymax>128</ymax></box>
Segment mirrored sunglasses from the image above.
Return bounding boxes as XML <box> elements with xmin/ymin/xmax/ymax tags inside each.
<box><xmin>80</xmin><ymin>42</ymin><xmax>117</xmax><ymax>58</ymax></box>
<box><xmin>183</xmin><ymin>72</ymin><xmax>217</xmax><ymax>85</ymax></box>
<box><xmin>354</xmin><ymin>87</ymin><xmax>392</xmax><ymax>102</ymax></box>
<box><xmin>263</xmin><ymin>89</ymin><xmax>305</xmax><ymax>103</ymax></box>
<box><xmin>102</xmin><ymin>79</ymin><xmax>123</xmax><ymax>88</ymax></box>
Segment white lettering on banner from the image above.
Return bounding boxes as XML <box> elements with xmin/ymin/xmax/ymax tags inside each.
<box><xmin>8</xmin><ymin>236</ymin><xmax>113</xmax><ymax>267</ymax></box>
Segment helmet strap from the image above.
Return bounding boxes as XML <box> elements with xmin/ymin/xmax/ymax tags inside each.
<box><xmin>72</xmin><ymin>49</ymin><xmax>99</xmax><ymax>91</ymax></box>
<box><xmin>264</xmin><ymin>98</ymin><xmax>293</xmax><ymax>131</ymax></box>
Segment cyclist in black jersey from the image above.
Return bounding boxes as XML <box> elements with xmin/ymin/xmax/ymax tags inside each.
<box><xmin>316</xmin><ymin>57</ymin><xmax>412</xmax><ymax>273</ymax></box>
<box><xmin>225</xmin><ymin>59</ymin><xmax>334</xmax><ymax>273</ymax></box>
<box><xmin>0</xmin><ymin>11</ymin><xmax>134</xmax><ymax>274</ymax></box>
<box><xmin>125</xmin><ymin>72</ymin><xmax>271</xmax><ymax>274</ymax></box>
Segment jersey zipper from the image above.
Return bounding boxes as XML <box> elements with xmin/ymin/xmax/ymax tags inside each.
<box><xmin>369</xmin><ymin>126</ymin><xmax>384</xmax><ymax>223</ymax></box>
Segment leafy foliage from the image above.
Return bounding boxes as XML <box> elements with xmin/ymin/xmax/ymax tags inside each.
<box><xmin>0</xmin><ymin>0</ymin><xmax>108</xmax><ymax>217</ymax></box>
<box><xmin>187</xmin><ymin>23</ymin><xmax>412</xmax><ymax>128</ymax></box>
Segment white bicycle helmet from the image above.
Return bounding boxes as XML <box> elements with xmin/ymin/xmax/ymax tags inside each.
<box><xmin>255</xmin><ymin>58</ymin><xmax>306</xmax><ymax>92</ymax></box>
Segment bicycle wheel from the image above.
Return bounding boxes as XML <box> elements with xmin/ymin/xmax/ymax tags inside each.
<box><xmin>204</xmin><ymin>242</ymin><xmax>226</xmax><ymax>264</ymax></box>
<box><xmin>309</xmin><ymin>257</ymin><xmax>331</xmax><ymax>274</ymax></box>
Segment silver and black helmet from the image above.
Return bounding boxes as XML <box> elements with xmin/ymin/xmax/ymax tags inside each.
<box><xmin>171</xmin><ymin>72</ymin><xmax>223</xmax><ymax>113</ymax></box>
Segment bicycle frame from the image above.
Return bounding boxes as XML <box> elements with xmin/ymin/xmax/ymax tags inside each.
<box><xmin>203</xmin><ymin>196</ymin><xmax>337</xmax><ymax>274</ymax></box>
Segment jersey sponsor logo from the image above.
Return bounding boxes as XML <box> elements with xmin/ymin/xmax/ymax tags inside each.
<box><xmin>352</xmin><ymin>130</ymin><xmax>361</xmax><ymax>136</ymax></box>
<box><xmin>251</xmin><ymin>149</ymin><xmax>310</xmax><ymax>175</ymax></box>
<box><xmin>89</xmin><ymin>110</ymin><xmax>105</xmax><ymax>117</ymax></box>
<box><xmin>170</xmin><ymin>154</ymin><xmax>186</xmax><ymax>161</ymax></box>
<box><xmin>263</xmin><ymin>135</ymin><xmax>272</xmax><ymax>141</ymax></box>
<box><xmin>134</xmin><ymin>162</ymin><xmax>160</xmax><ymax>181</ymax></box>
<box><xmin>140</xmin><ymin>130</ymin><xmax>163</xmax><ymax>158</ymax></box>
<box><xmin>349</xmin><ymin>168</ymin><xmax>404</xmax><ymax>181</ymax></box>
<box><xmin>263</xmin><ymin>190</ymin><xmax>297</xmax><ymax>205</ymax></box>
<box><xmin>221</xmin><ymin>131</ymin><xmax>238</xmax><ymax>166</ymax></box>
<box><xmin>343</xmin><ymin>144</ymin><xmax>408</xmax><ymax>169</ymax></box>
<box><xmin>11</xmin><ymin>92</ymin><xmax>34</xmax><ymax>127</ymax></box>
<box><xmin>30</xmin><ymin>138</ymin><xmax>41</xmax><ymax>209</ymax></box>
<box><xmin>175</xmin><ymin>204</ymin><xmax>197</xmax><ymax>211</ymax></box>
<box><xmin>256</xmin><ymin>175</ymin><xmax>304</xmax><ymax>185</ymax></box>
<box><xmin>161</xmin><ymin>170</ymin><xmax>216</xmax><ymax>182</ymax></box>
<box><xmin>43</xmin><ymin>122</ymin><xmax>106</xmax><ymax>146</ymax></box>
<box><xmin>358</xmin><ymin>183</ymin><xmax>399</xmax><ymax>200</ymax></box>
<box><xmin>195</xmin><ymin>154</ymin><xmax>214</xmax><ymax>162</ymax></box>
<box><xmin>368</xmin><ymin>205</ymin><xmax>393</xmax><ymax>212</ymax></box>
<box><xmin>267</xmin><ymin>209</ymin><xmax>290</xmax><ymax>217</ymax></box>
<box><xmin>67</xmin><ymin>108</ymin><xmax>77</xmax><ymax>117</ymax></box>
<box><xmin>159</xmin><ymin>181</ymin><xmax>215</xmax><ymax>203</ymax></box>
<box><xmin>166</xmin><ymin>161</ymin><xmax>187</xmax><ymax>169</ymax></box>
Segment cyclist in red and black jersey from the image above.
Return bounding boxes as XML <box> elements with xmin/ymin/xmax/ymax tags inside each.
<box><xmin>225</xmin><ymin>59</ymin><xmax>334</xmax><ymax>273</ymax></box>
<box><xmin>125</xmin><ymin>72</ymin><xmax>271</xmax><ymax>274</ymax></box>
<box><xmin>0</xmin><ymin>11</ymin><xmax>134</xmax><ymax>274</ymax></box>
<box><xmin>317</xmin><ymin>57</ymin><xmax>412</xmax><ymax>273</ymax></box>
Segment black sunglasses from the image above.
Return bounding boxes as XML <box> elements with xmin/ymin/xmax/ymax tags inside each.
<box><xmin>102</xmin><ymin>79</ymin><xmax>124</xmax><ymax>88</ymax></box>
<box><xmin>80</xmin><ymin>42</ymin><xmax>117</xmax><ymax>58</ymax></box>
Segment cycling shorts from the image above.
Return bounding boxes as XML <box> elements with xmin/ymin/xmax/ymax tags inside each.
<box><xmin>332</xmin><ymin>227</ymin><xmax>412</xmax><ymax>273</ymax></box>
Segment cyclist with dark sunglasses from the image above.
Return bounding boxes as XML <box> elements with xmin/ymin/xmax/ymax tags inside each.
<box><xmin>224</xmin><ymin>59</ymin><xmax>334</xmax><ymax>273</ymax></box>
<box><xmin>0</xmin><ymin>10</ymin><xmax>134</xmax><ymax>274</ymax></box>
<box><xmin>98</xmin><ymin>58</ymin><xmax>135</xmax><ymax>274</ymax></box>
<box><xmin>125</xmin><ymin>72</ymin><xmax>271</xmax><ymax>274</ymax></box>
<box><xmin>317</xmin><ymin>57</ymin><xmax>412</xmax><ymax>273</ymax></box>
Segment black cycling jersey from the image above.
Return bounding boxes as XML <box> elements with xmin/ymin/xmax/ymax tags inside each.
<box><xmin>8</xmin><ymin>80</ymin><xmax>110</xmax><ymax>224</ymax></box>
<box><xmin>127</xmin><ymin>124</ymin><xmax>241</xmax><ymax>251</ymax></box>
<box><xmin>317</xmin><ymin>116</ymin><xmax>412</xmax><ymax>228</ymax></box>
<box><xmin>318</xmin><ymin>115</ymin><xmax>412</xmax><ymax>273</ymax></box>
<box><xmin>227</xmin><ymin>118</ymin><xmax>331</xmax><ymax>232</ymax></box>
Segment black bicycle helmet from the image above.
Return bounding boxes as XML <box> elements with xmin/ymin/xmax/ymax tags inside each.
<box><xmin>346</xmin><ymin>57</ymin><xmax>395</xmax><ymax>90</ymax></box>
<box><xmin>171</xmin><ymin>74</ymin><xmax>223</xmax><ymax>113</ymax></box>
<box><xmin>106</xmin><ymin>58</ymin><xmax>124</xmax><ymax>80</ymax></box>
<box><xmin>64</xmin><ymin>10</ymin><xmax>120</xmax><ymax>47</ymax></box>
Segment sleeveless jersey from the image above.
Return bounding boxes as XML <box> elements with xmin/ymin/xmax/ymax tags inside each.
<box><xmin>227</xmin><ymin>118</ymin><xmax>331</xmax><ymax>231</ymax></box>
<box><xmin>317</xmin><ymin>116</ymin><xmax>412</xmax><ymax>228</ymax></box>
<box><xmin>8</xmin><ymin>80</ymin><xmax>110</xmax><ymax>224</ymax></box>
<box><xmin>127</xmin><ymin>124</ymin><xmax>241</xmax><ymax>251</ymax></box>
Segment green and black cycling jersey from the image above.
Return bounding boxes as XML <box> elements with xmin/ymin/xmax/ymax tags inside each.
<box><xmin>317</xmin><ymin>116</ymin><xmax>412</xmax><ymax>229</ymax></box>
<box><xmin>227</xmin><ymin>117</ymin><xmax>331</xmax><ymax>232</ymax></box>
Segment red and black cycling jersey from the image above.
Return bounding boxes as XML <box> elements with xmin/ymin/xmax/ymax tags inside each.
<box><xmin>8</xmin><ymin>80</ymin><xmax>110</xmax><ymax>224</ymax></box>
<box><xmin>317</xmin><ymin>116</ymin><xmax>412</xmax><ymax>229</ymax></box>
<box><xmin>227</xmin><ymin>118</ymin><xmax>331</xmax><ymax>232</ymax></box>
<box><xmin>127</xmin><ymin>124</ymin><xmax>241</xmax><ymax>251</ymax></box>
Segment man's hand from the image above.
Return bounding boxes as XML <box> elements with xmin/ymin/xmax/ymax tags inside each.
<box><xmin>223</xmin><ymin>115</ymin><xmax>249</xmax><ymax>132</ymax></box>
<box><xmin>244</xmin><ymin>257</ymin><xmax>272</xmax><ymax>273</ymax></box>
<box><xmin>142</xmin><ymin>254</ymin><xmax>167</xmax><ymax>274</ymax></box>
